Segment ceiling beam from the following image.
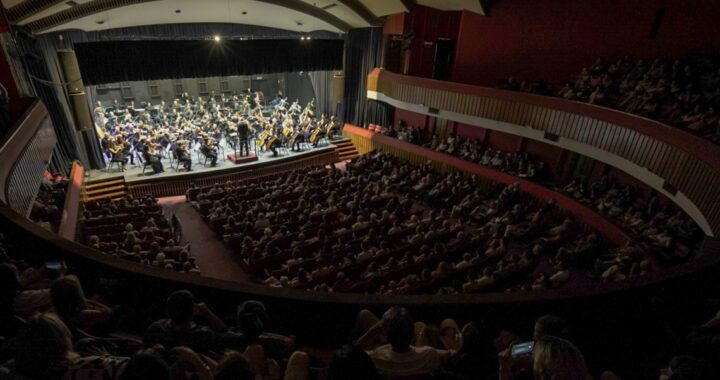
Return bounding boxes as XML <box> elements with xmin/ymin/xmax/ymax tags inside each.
<box><xmin>253</xmin><ymin>0</ymin><xmax>352</xmax><ymax>31</ymax></box>
<box><xmin>25</xmin><ymin>0</ymin><xmax>352</xmax><ymax>34</ymax></box>
<box><xmin>335</xmin><ymin>0</ymin><xmax>381</xmax><ymax>26</ymax></box>
<box><xmin>6</xmin><ymin>0</ymin><xmax>66</xmax><ymax>23</ymax></box>
<box><xmin>399</xmin><ymin>0</ymin><xmax>416</xmax><ymax>12</ymax></box>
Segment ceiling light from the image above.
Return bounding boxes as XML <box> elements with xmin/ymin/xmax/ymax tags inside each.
<box><xmin>175</xmin><ymin>9</ymin><xmax>181</xmax><ymax>13</ymax></box>
<box><xmin>300</xmin><ymin>36</ymin><xmax>306</xmax><ymax>40</ymax></box>
<box><xmin>242</xmin><ymin>11</ymin><xmax>247</xmax><ymax>15</ymax></box>
<box><xmin>214</xmin><ymin>35</ymin><xmax>221</xmax><ymax>42</ymax></box>
<box><xmin>66</xmin><ymin>1</ymin><xmax>78</xmax><ymax>6</ymax></box>
<box><xmin>306</xmin><ymin>36</ymin><xmax>311</xmax><ymax>40</ymax></box>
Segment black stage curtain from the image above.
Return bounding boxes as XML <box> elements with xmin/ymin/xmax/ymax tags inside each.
<box><xmin>366</xmin><ymin>99</ymin><xmax>395</xmax><ymax>128</ymax></box>
<box><xmin>12</xmin><ymin>31</ymin><xmax>99</xmax><ymax>173</ymax></box>
<box><xmin>75</xmin><ymin>39</ymin><xmax>344</xmax><ymax>86</ymax></box>
<box><xmin>343</xmin><ymin>27</ymin><xmax>383</xmax><ymax>127</ymax></box>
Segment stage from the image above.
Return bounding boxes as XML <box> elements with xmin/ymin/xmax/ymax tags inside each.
<box><xmin>85</xmin><ymin>138</ymin><xmax>348</xmax><ymax>185</ymax></box>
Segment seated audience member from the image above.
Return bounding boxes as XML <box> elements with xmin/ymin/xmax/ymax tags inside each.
<box><xmin>8</xmin><ymin>313</ymin><xmax>129</xmax><ymax>380</ymax></box>
<box><xmin>499</xmin><ymin>335</ymin><xmax>592</xmax><ymax>380</ymax></box>
<box><xmin>440</xmin><ymin>321</ymin><xmax>497</xmax><ymax>380</ymax></box>
<box><xmin>0</xmin><ymin>263</ymin><xmax>52</xmax><ymax>322</ymax></box>
<box><xmin>50</xmin><ymin>275</ymin><xmax>115</xmax><ymax>338</ymax></box>
<box><xmin>356</xmin><ymin>307</ymin><xmax>452</xmax><ymax>378</ymax></box>
<box><xmin>329</xmin><ymin>344</ymin><xmax>380</xmax><ymax>380</ymax></box>
<box><xmin>144</xmin><ymin>289</ymin><xmax>246</xmax><ymax>354</ymax></box>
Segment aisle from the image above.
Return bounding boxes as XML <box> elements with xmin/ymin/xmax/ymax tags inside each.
<box><xmin>157</xmin><ymin>196</ymin><xmax>246</xmax><ymax>282</ymax></box>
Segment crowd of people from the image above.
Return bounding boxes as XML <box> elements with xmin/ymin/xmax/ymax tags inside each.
<box><xmin>1</xmin><ymin>244</ymin><xmax>719</xmax><ymax>380</ymax></box>
<box><xmin>185</xmin><ymin>151</ymin><xmax>654</xmax><ymax>296</ymax></box>
<box><xmin>562</xmin><ymin>175</ymin><xmax>703</xmax><ymax>267</ymax></box>
<box><xmin>29</xmin><ymin>170</ymin><xmax>69</xmax><ymax>231</ymax></box>
<box><xmin>381</xmin><ymin>122</ymin><xmax>546</xmax><ymax>181</ymax></box>
<box><xmin>500</xmin><ymin>54</ymin><xmax>720</xmax><ymax>144</ymax></box>
<box><xmin>96</xmin><ymin>91</ymin><xmax>339</xmax><ymax>175</ymax></box>
<box><xmin>82</xmin><ymin>194</ymin><xmax>200</xmax><ymax>274</ymax></box>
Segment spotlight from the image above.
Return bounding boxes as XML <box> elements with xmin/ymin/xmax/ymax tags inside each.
<box><xmin>300</xmin><ymin>36</ymin><xmax>306</xmax><ymax>40</ymax></box>
<box><xmin>214</xmin><ymin>35</ymin><xmax>221</xmax><ymax>42</ymax></box>
<box><xmin>306</xmin><ymin>36</ymin><xmax>311</xmax><ymax>40</ymax></box>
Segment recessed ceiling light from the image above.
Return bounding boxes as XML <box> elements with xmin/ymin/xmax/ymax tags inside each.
<box><xmin>96</xmin><ymin>20</ymin><xmax>105</xmax><ymax>25</ymax></box>
<box><xmin>175</xmin><ymin>9</ymin><xmax>181</xmax><ymax>13</ymax></box>
<box><xmin>66</xmin><ymin>1</ymin><xmax>79</xmax><ymax>6</ymax></box>
<box><xmin>242</xmin><ymin>11</ymin><xmax>247</xmax><ymax>15</ymax></box>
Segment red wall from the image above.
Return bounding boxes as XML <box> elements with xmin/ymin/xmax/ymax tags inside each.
<box><xmin>456</xmin><ymin>122</ymin><xmax>485</xmax><ymax>140</ymax></box>
<box><xmin>403</xmin><ymin>5</ymin><xmax>462</xmax><ymax>78</ymax></box>
<box><xmin>452</xmin><ymin>0</ymin><xmax>720</xmax><ymax>87</ymax></box>
<box><xmin>484</xmin><ymin>130</ymin><xmax>521</xmax><ymax>153</ymax></box>
<box><xmin>394</xmin><ymin>108</ymin><xmax>428</xmax><ymax>130</ymax></box>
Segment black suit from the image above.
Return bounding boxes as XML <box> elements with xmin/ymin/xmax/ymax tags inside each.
<box><xmin>200</xmin><ymin>144</ymin><xmax>218</xmax><ymax>166</ymax></box>
<box><xmin>175</xmin><ymin>146</ymin><xmax>192</xmax><ymax>171</ymax></box>
<box><xmin>238</xmin><ymin>122</ymin><xmax>250</xmax><ymax>157</ymax></box>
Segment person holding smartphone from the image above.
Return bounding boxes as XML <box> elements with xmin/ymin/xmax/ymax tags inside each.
<box><xmin>499</xmin><ymin>335</ymin><xmax>592</xmax><ymax>380</ymax></box>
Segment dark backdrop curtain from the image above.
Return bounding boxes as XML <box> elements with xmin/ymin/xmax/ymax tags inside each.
<box><xmin>74</xmin><ymin>39</ymin><xmax>344</xmax><ymax>85</ymax></box>
<box><xmin>343</xmin><ymin>27</ymin><xmax>383</xmax><ymax>127</ymax></box>
<box><xmin>11</xmin><ymin>31</ymin><xmax>104</xmax><ymax>173</ymax></box>
<box><xmin>308</xmin><ymin>70</ymin><xmax>342</xmax><ymax>119</ymax></box>
<box><xmin>366</xmin><ymin>99</ymin><xmax>395</xmax><ymax>128</ymax></box>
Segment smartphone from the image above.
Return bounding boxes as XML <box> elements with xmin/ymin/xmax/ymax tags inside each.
<box><xmin>511</xmin><ymin>341</ymin><xmax>535</xmax><ymax>356</ymax></box>
<box><xmin>45</xmin><ymin>261</ymin><xmax>64</xmax><ymax>271</ymax></box>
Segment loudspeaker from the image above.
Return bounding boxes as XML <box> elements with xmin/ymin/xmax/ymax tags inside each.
<box><xmin>57</xmin><ymin>50</ymin><xmax>85</xmax><ymax>95</ymax></box>
<box><xmin>331</xmin><ymin>71</ymin><xmax>344</xmax><ymax>104</ymax></box>
<box><xmin>69</xmin><ymin>92</ymin><xmax>94</xmax><ymax>131</ymax></box>
<box><xmin>57</xmin><ymin>50</ymin><xmax>93</xmax><ymax>130</ymax></box>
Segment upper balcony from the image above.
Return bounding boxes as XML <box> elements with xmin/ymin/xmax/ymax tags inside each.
<box><xmin>367</xmin><ymin>68</ymin><xmax>720</xmax><ymax>238</ymax></box>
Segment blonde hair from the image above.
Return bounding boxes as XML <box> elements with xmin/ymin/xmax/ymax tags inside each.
<box><xmin>533</xmin><ymin>335</ymin><xmax>590</xmax><ymax>380</ymax></box>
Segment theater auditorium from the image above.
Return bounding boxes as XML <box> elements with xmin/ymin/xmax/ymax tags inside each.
<box><xmin>1</xmin><ymin>0</ymin><xmax>719</xmax><ymax>379</ymax></box>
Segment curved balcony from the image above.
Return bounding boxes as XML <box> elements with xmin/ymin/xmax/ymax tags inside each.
<box><xmin>367</xmin><ymin>68</ymin><xmax>720</xmax><ymax>238</ymax></box>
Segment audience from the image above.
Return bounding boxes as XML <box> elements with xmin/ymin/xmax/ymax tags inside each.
<box><xmin>189</xmin><ymin>152</ymin><xmax>619</xmax><ymax>296</ymax></box>
<box><xmin>502</xmin><ymin>54</ymin><xmax>720</xmax><ymax>144</ymax></box>
<box><xmin>82</xmin><ymin>194</ymin><xmax>199</xmax><ymax>274</ymax></box>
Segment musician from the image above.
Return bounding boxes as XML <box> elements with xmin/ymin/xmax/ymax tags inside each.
<box><xmin>200</xmin><ymin>137</ymin><xmax>218</xmax><ymax>167</ymax></box>
<box><xmin>267</xmin><ymin>130</ymin><xmax>283</xmax><ymax>157</ymax></box>
<box><xmin>174</xmin><ymin>140</ymin><xmax>193</xmax><ymax>171</ymax></box>
<box><xmin>238</xmin><ymin>118</ymin><xmax>251</xmax><ymax>157</ymax></box>
<box><xmin>107</xmin><ymin>137</ymin><xmax>129</xmax><ymax>171</ymax></box>
<box><xmin>142</xmin><ymin>139</ymin><xmax>164</xmax><ymax>174</ymax></box>
<box><xmin>326</xmin><ymin>115</ymin><xmax>338</xmax><ymax>140</ymax></box>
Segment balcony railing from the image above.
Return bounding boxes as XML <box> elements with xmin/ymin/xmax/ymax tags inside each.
<box><xmin>368</xmin><ymin>68</ymin><xmax>720</xmax><ymax>237</ymax></box>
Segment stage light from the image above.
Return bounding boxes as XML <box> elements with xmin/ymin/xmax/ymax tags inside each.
<box><xmin>214</xmin><ymin>35</ymin><xmax>221</xmax><ymax>42</ymax></box>
<box><xmin>300</xmin><ymin>36</ymin><xmax>306</xmax><ymax>40</ymax></box>
<box><xmin>306</xmin><ymin>36</ymin><xmax>311</xmax><ymax>40</ymax></box>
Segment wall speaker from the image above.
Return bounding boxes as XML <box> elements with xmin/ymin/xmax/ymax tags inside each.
<box><xmin>58</xmin><ymin>50</ymin><xmax>93</xmax><ymax>130</ymax></box>
<box><xmin>331</xmin><ymin>71</ymin><xmax>344</xmax><ymax>104</ymax></box>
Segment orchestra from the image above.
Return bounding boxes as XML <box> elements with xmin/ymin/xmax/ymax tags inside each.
<box><xmin>94</xmin><ymin>90</ymin><xmax>339</xmax><ymax>174</ymax></box>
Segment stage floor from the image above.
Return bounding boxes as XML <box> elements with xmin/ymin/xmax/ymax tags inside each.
<box><xmin>85</xmin><ymin>138</ymin><xmax>346</xmax><ymax>184</ymax></box>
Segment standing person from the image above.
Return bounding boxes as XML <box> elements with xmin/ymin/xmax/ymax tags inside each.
<box><xmin>238</xmin><ymin>118</ymin><xmax>251</xmax><ymax>157</ymax></box>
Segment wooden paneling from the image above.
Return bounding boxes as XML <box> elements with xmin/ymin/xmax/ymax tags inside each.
<box><xmin>0</xmin><ymin>101</ymin><xmax>57</xmax><ymax>216</ymax></box>
<box><xmin>58</xmin><ymin>161</ymin><xmax>83</xmax><ymax>241</ymax></box>
<box><xmin>369</xmin><ymin>69</ymin><xmax>720</xmax><ymax>236</ymax></box>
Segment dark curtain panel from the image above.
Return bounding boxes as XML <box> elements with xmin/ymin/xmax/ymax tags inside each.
<box><xmin>12</xmin><ymin>32</ymin><xmax>82</xmax><ymax>174</ymax></box>
<box><xmin>343</xmin><ymin>27</ymin><xmax>383</xmax><ymax>127</ymax></box>
<box><xmin>75</xmin><ymin>39</ymin><xmax>344</xmax><ymax>85</ymax></box>
<box><xmin>308</xmin><ymin>70</ymin><xmax>341</xmax><ymax>119</ymax></box>
<box><xmin>366</xmin><ymin>99</ymin><xmax>395</xmax><ymax>128</ymax></box>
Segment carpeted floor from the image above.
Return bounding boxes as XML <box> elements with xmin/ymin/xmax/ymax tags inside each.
<box><xmin>158</xmin><ymin>196</ymin><xmax>246</xmax><ymax>282</ymax></box>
